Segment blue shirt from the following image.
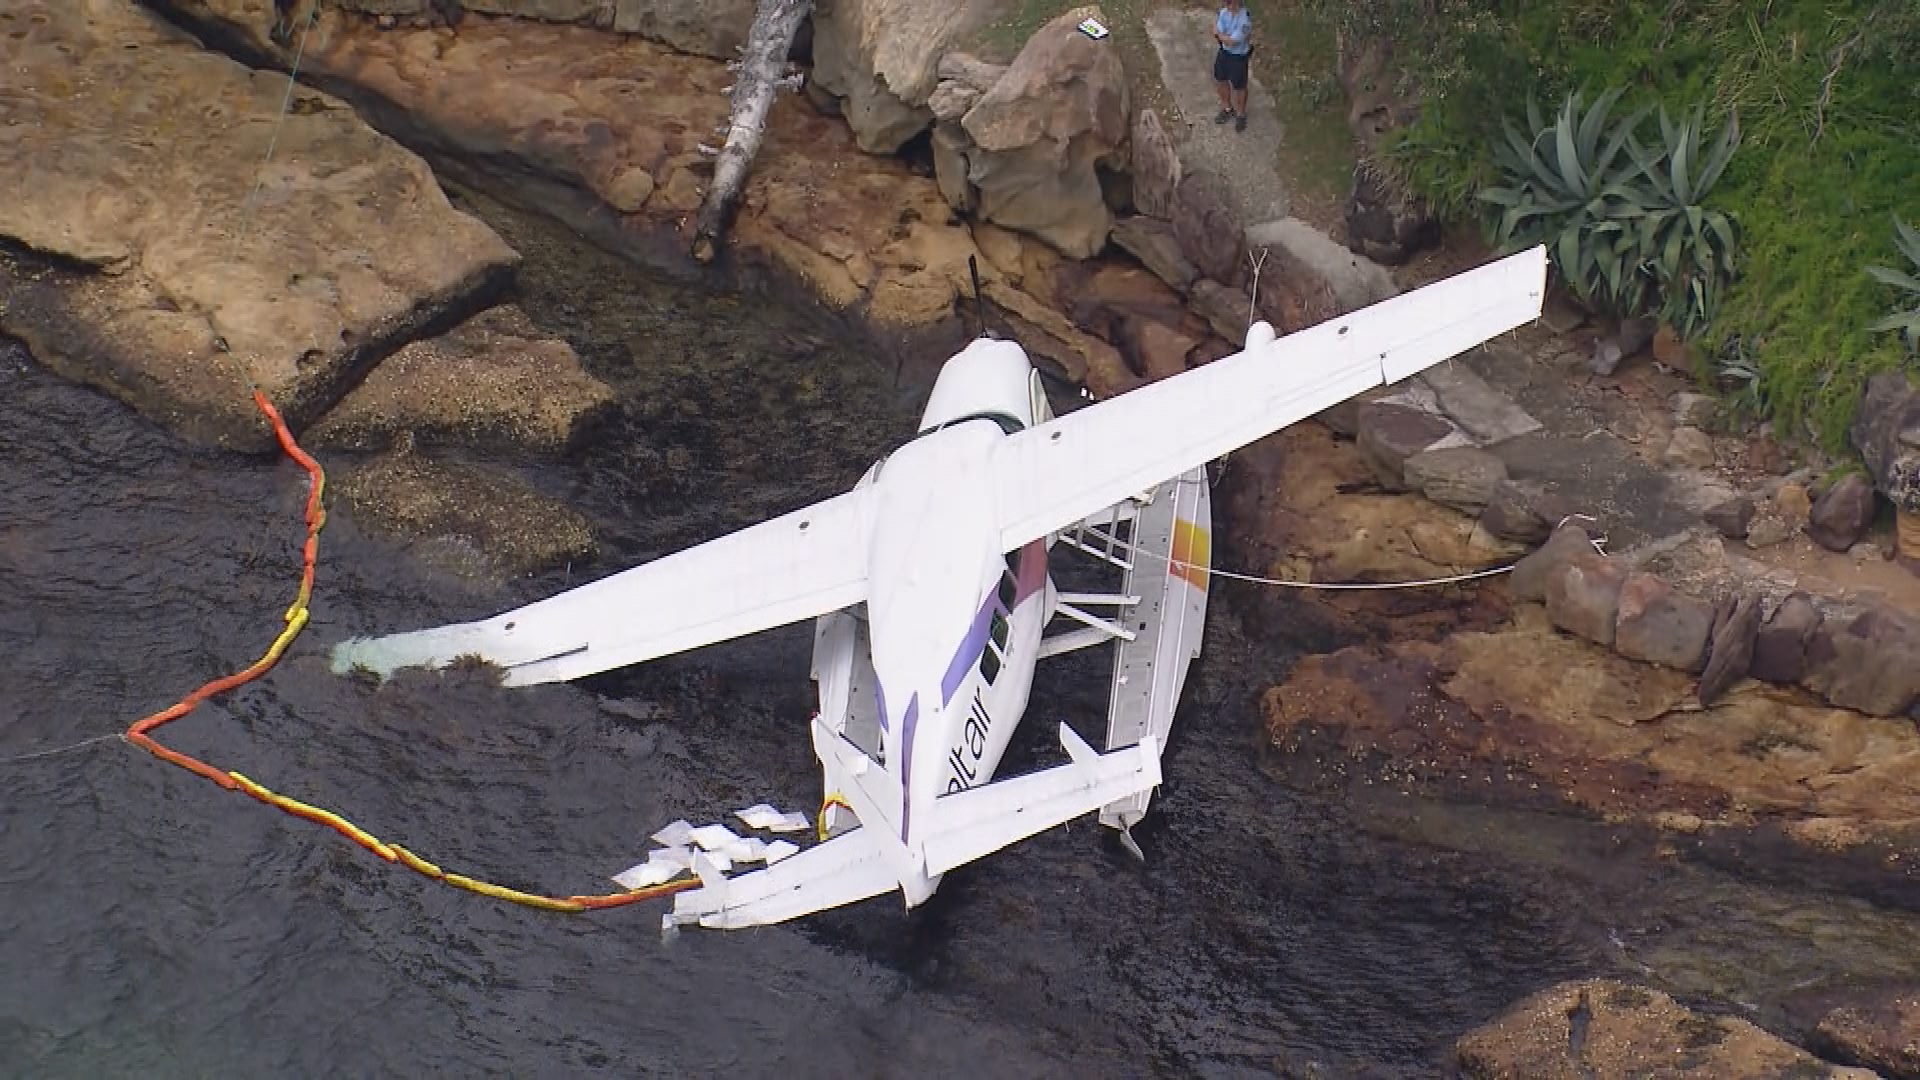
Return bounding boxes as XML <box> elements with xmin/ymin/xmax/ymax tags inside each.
<box><xmin>1216</xmin><ymin>7</ymin><xmax>1251</xmax><ymax>55</ymax></box>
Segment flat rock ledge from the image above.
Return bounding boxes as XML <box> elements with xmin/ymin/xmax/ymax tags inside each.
<box><xmin>306</xmin><ymin>305</ymin><xmax>615</xmax><ymax>456</ymax></box>
<box><xmin>1458</xmin><ymin>979</ymin><xmax>1875</xmax><ymax>1079</ymax></box>
<box><xmin>0</xmin><ymin>0</ymin><xmax>518</xmax><ymax>451</ymax></box>
<box><xmin>335</xmin><ymin>453</ymin><xmax>595</xmax><ymax>580</ymax></box>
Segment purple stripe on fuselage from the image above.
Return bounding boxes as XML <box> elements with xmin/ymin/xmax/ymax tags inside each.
<box><xmin>898</xmin><ymin>692</ymin><xmax>919</xmax><ymax>842</ymax></box>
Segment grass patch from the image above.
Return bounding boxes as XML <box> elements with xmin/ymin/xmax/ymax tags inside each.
<box><xmin>1359</xmin><ymin>0</ymin><xmax>1920</xmax><ymax>450</ymax></box>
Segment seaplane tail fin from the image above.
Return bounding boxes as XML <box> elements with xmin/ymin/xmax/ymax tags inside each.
<box><xmin>990</xmin><ymin>246</ymin><xmax>1547</xmax><ymax>551</ymax></box>
<box><xmin>329</xmin><ymin>489</ymin><xmax>872</xmax><ymax>686</ymax></box>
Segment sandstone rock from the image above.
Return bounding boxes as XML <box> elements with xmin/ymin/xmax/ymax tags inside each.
<box><xmin>1245</xmin><ymin>216</ymin><xmax>1396</xmax><ymax>316</ymax></box>
<box><xmin>336</xmin><ymin>452</ymin><xmax>596</xmax><ymax>580</ymax></box>
<box><xmin>1673</xmin><ymin>391</ymin><xmax>1717</xmax><ymax>428</ymax></box>
<box><xmin>306</xmin><ymin>306</ymin><xmax>615</xmax><ymax>456</ymax></box>
<box><xmin>1117</xmin><ymin>315</ymin><xmax>1199</xmax><ymax>382</ymax></box>
<box><xmin>1746</xmin><ymin>509</ymin><xmax>1796</xmax><ymax>549</ymax></box>
<box><xmin>1417</xmin><ymin>360</ymin><xmax>1544</xmax><ymax>445</ymax></box>
<box><xmin>1111</xmin><ymin>216</ymin><xmax>1197</xmax><ymax>293</ymax></box>
<box><xmin>1776</xmin><ymin>481</ymin><xmax>1814</xmax><ymax>523</ymax></box>
<box><xmin>1480</xmin><ymin>479</ymin><xmax>1571</xmax><ymax>546</ymax></box>
<box><xmin>1904</xmin><ymin>508</ymin><xmax>1920</xmax><ymax>568</ymax></box>
<box><xmin>961</xmin><ymin>8</ymin><xmax>1128</xmax><ymax>258</ymax></box>
<box><xmin>1251</xmin><ymin>241</ymin><xmax>1341</xmax><ymax>334</ymax></box>
<box><xmin>931</xmin><ymin>122</ymin><xmax>976</xmax><ymax>212</ymax></box>
<box><xmin>1808</xmin><ymin>472</ymin><xmax>1877</xmax><ymax>552</ymax></box>
<box><xmin>1652</xmin><ymin>322</ymin><xmax>1693</xmax><ymax>368</ymax></box>
<box><xmin>1612</xmin><ymin>571</ymin><xmax>1713</xmax><ymax>671</ymax></box>
<box><xmin>813</xmin><ymin>4</ymin><xmax>933</xmax><ymax>154</ymax></box>
<box><xmin>935</xmin><ymin>51</ymin><xmax>1009</xmax><ymax>98</ymax></box>
<box><xmin>1803</xmin><ymin>604</ymin><xmax>1920</xmax><ymax>717</ymax></box>
<box><xmin>1703</xmin><ymin>495</ymin><xmax>1755</xmax><ymax>540</ymax></box>
<box><xmin>1812</xmin><ymin>986</ymin><xmax>1920</xmax><ymax>1079</ymax></box>
<box><xmin>336</xmin><ymin>1</ymin><xmax>428</xmax><ymax>14</ymax></box>
<box><xmin>612</xmin><ymin>0</ymin><xmax>756</xmax><ymax>58</ymax></box>
<box><xmin>1698</xmin><ymin>591</ymin><xmax>1762</xmax><ymax>705</ymax></box>
<box><xmin>464</xmin><ymin>0</ymin><xmax>608</xmax><ymax>24</ymax></box>
<box><xmin>1131</xmin><ymin>108</ymin><xmax>1181</xmax><ymax>220</ymax></box>
<box><xmin>1753</xmin><ymin>591</ymin><xmax>1824</xmax><ymax>685</ymax></box>
<box><xmin>1355</xmin><ymin>403</ymin><xmax>1454</xmax><ymax>491</ymax></box>
<box><xmin>1187</xmin><ymin>279</ymin><xmax>1250</xmax><ymax>347</ymax></box>
<box><xmin>0</xmin><ymin>0</ymin><xmax>519</xmax><ymax>451</ymax></box>
<box><xmin>1172</xmin><ymin>170</ymin><xmax>1244</xmax><ymax>287</ymax></box>
<box><xmin>1853</xmin><ymin>371</ymin><xmax>1920</xmax><ymax>512</ymax></box>
<box><xmin>1403</xmin><ymin>446</ymin><xmax>1508</xmax><ymax>514</ymax></box>
<box><xmin>1457</xmin><ymin>979</ymin><xmax>1877</xmax><ymax>1080</ymax></box>
<box><xmin>605</xmin><ymin>166</ymin><xmax>656</xmax><ymax>213</ymax></box>
<box><xmin>1663</xmin><ymin>426</ymin><xmax>1717</xmax><ymax>468</ymax></box>
<box><xmin>1544</xmin><ymin>550</ymin><xmax>1628</xmax><ymax>646</ymax></box>
<box><xmin>927</xmin><ymin>80</ymin><xmax>983</xmax><ymax>123</ymax></box>
<box><xmin>1343</xmin><ymin>161</ymin><xmax>1437</xmax><ymax>266</ymax></box>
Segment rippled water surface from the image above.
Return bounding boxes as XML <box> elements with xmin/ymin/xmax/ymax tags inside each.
<box><xmin>5</xmin><ymin>194</ymin><xmax>1918</xmax><ymax>1077</ymax></box>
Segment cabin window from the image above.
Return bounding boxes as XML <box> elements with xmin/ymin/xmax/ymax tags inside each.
<box><xmin>981</xmin><ymin>646</ymin><xmax>1001</xmax><ymax>684</ymax></box>
<box><xmin>990</xmin><ymin>611</ymin><xmax>1009</xmax><ymax>652</ymax></box>
<box><xmin>998</xmin><ymin>570</ymin><xmax>1017</xmax><ymax>611</ymax></box>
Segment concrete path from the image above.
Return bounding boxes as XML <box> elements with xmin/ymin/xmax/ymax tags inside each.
<box><xmin>1144</xmin><ymin>9</ymin><xmax>1288</xmax><ymax>224</ymax></box>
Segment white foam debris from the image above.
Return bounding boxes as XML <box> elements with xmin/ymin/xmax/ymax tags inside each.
<box><xmin>764</xmin><ymin>840</ymin><xmax>800</xmax><ymax>864</ymax></box>
<box><xmin>768</xmin><ymin>812</ymin><xmax>811</xmax><ymax>834</ymax></box>
<box><xmin>734</xmin><ymin>804</ymin><xmax>785</xmax><ymax>830</ymax></box>
<box><xmin>650</xmin><ymin>819</ymin><xmax>695</xmax><ymax>847</ymax></box>
<box><xmin>688</xmin><ymin>823</ymin><xmax>743</xmax><ymax>851</ymax></box>
<box><xmin>649</xmin><ymin>845</ymin><xmax>694</xmax><ymax>870</ymax></box>
<box><xmin>613</xmin><ymin>860</ymin><xmax>681</xmax><ymax>889</ymax></box>
<box><xmin>722</xmin><ymin>837</ymin><xmax>768</xmax><ymax>864</ymax></box>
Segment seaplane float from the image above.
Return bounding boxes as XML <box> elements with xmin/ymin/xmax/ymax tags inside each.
<box><xmin>330</xmin><ymin>246</ymin><xmax>1546</xmax><ymax>930</ymax></box>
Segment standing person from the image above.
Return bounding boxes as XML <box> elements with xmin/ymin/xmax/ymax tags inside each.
<box><xmin>1212</xmin><ymin>0</ymin><xmax>1253</xmax><ymax>133</ymax></box>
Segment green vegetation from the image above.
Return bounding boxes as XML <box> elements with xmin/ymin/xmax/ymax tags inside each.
<box><xmin>1868</xmin><ymin>217</ymin><xmax>1920</xmax><ymax>355</ymax></box>
<box><xmin>1317</xmin><ymin>0</ymin><xmax>1919</xmax><ymax>449</ymax></box>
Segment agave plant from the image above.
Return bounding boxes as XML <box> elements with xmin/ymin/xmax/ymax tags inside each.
<box><xmin>1478</xmin><ymin>88</ymin><xmax>1654</xmax><ymax>314</ymax></box>
<box><xmin>1868</xmin><ymin>216</ymin><xmax>1920</xmax><ymax>354</ymax></box>
<box><xmin>1626</xmin><ymin>105</ymin><xmax>1741</xmax><ymax>340</ymax></box>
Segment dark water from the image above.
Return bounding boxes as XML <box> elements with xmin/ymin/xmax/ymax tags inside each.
<box><xmin>5</xmin><ymin>195</ymin><xmax>1918</xmax><ymax>1078</ymax></box>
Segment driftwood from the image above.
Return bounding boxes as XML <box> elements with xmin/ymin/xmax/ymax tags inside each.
<box><xmin>690</xmin><ymin>0</ymin><xmax>813</xmax><ymax>263</ymax></box>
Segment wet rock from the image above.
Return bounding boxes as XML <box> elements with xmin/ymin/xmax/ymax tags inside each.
<box><xmin>0</xmin><ymin>0</ymin><xmax>518</xmax><ymax>451</ymax></box>
<box><xmin>1753</xmin><ymin>592</ymin><xmax>1824</xmax><ymax>685</ymax></box>
<box><xmin>335</xmin><ymin>452</ymin><xmax>596</xmax><ymax>580</ymax></box>
<box><xmin>1803</xmin><ymin>605</ymin><xmax>1920</xmax><ymax>717</ymax></box>
<box><xmin>1698</xmin><ymin>591</ymin><xmax>1762</xmax><ymax>705</ymax></box>
<box><xmin>1457</xmin><ymin>979</ymin><xmax>1877</xmax><ymax>1079</ymax></box>
<box><xmin>961</xmin><ymin>8</ymin><xmax>1128</xmax><ymax>257</ymax></box>
<box><xmin>1853</xmin><ymin>371</ymin><xmax>1920</xmax><ymax>513</ymax></box>
<box><xmin>611</xmin><ymin>0</ymin><xmax>757</xmax><ymax>58</ymax></box>
<box><xmin>1403</xmin><ymin>446</ymin><xmax>1508</xmax><ymax>515</ymax></box>
<box><xmin>1673</xmin><ymin>391</ymin><xmax>1717</xmax><ymax>428</ymax></box>
<box><xmin>1704</xmin><ymin>495</ymin><xmax>1755</xmax><ymax>540</ymax></box>
<box><xmin>1812</xmin><ymin>985</ymin><xmax>1920</xmax><ymax>1079</ymax></box>
<box><xmin>1111</xmin><ymin>216</ymin><xmax>1197</xmax><ymax>293</ymax></box>
<box><xmin>1356</xmin><ymin>403</ymin><xmax>1455</xmax><ymax>491</ymax></box>
<box><xmin>1172</xmin><ymin>170</ymin><xmax>1245</xmax><ymax>287</ymax></box>
<box><xmin>1613</xmin><ymin>571</ymin><xmax>1713</xmax><ymax>672</ymax></box>
<box><xmin>1808</xmin><ymin>472</ymin><xmax>1878</xmax><ymax>552</ymax></box>
<box><xmin>306</xmin><ymin>306</ymin><xmax>615</xmax><ymax>456</ymax></box>
<box><xmin>1544</xmin><ymin>550</ymin><xmax>1628</xmax><ymax>646</ymax></box>
<box><xmin>1343</xmin><ymin>160</ymin><xmax>1437</xmax><ymax>266</ymax></box>
<box><xmin>1508</xmin><ymin>523</ymin><xmax>1595</xmax><ymax>602</ymax></box>
<box><xmin>1130</xmin><ymin>108</ymin><xmax>1181</xmax><ymax>220</ymax></box>
<box><xmin>1187</xmin><ymin>279</ymin><xmax>1251</xmax><ymax>347</ymax></box>
<box><xmin>1663</xmin><ymin>426</ymin><xmax>1717</xmax><ymax>468</ymax></box>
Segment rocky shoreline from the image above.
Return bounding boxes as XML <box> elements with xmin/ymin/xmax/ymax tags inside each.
<box><xmin>6</xmin><ymin>1</ymin><xmax>1920</xmax><ymax>1071</ymax></box>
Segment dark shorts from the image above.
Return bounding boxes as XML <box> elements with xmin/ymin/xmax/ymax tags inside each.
<box><xmin>1213</xmin><ymin>47</ymin><xmax>1249</xmax><ymax>89</ymax></box>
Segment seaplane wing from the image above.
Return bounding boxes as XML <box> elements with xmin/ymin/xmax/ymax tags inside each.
<box><xmin>329</xmin><ymin>489</ymin><xmax>871</xmax><ymax>686</ymax></box>
<box><xmin>991</xmin><ymin>246</ymin><xmax>1546</xmax><ymax>551</ymax></box>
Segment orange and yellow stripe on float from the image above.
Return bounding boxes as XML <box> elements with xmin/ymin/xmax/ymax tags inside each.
<box><xmin>1169</xmin><ymin>518</ymin><xmax>1211</xmax><ymax>591</ymax></box>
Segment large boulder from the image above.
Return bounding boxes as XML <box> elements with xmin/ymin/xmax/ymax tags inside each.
<box><xmin>1344</xmin><ymin>158</ymin><xmax>1437</xmax><ymax>266</ymax></box>
<box><xmin>1807</xmin><ymin>471</ymin><xmax>1878</xmax><ymax>551</ymax></box>
<box><xmin>1853</xmin><ymin>372</ymin><xmax>1920</xmax><ymax>512</ymax></box>
<box><xmin>0</xmin><ymin>0</ymin><xmax>518</xmax><ymax>451</ymax></box>
<box><xmin>1355</xmin><ymin>403</ymin><xmax>1455</xmax><ymax>491</ymax></box>
<box><xmin>1802</xmin><ymin>604</ymin><xmax>1920</xmax><ymax>717</ymax></box>
<box><xmin>1111</xmin><ymin>216</ymin><xmax>1196</xmax><ymax>293</ymax></box>
<box><xmin>1172</xmin><ymin>170</ymin><xmax>1245</xmax><ymax>287</ymax></box>
<box><xmin>1612</xmin><ymin>571</ymin><xmax>1713</xmax><ymax>672</ymax></box>
<box><xmin>1457</xmin><ymin>980</ymin><xmax>1876</xmax><ymax>1079</ymax></box>
<box><xmin>611</xmin><ymin>0</ymin><xmax>757</xmax><ymax>58</ymax></box>
<box><xmin>1130</xmin><ymin>107</ymin><xmax>1181</xmax><ymax>220</ymax></box>
<box><xmin>811</xmin><ymin>0</ymin><xmax>934</xmax><ymax>153</ymax></box>
<box><xmin>1752</xmin><ymin>591</ymin><xmax>1824</xmax><ymax>684</ymax></box>
<box><xmin>960</xmin><ymin>7</ymin><xmax>1130</xmax><ymax>257</ymax></box>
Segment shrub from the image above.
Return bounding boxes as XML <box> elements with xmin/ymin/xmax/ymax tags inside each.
<box><xmin>1867</xmin><ymin>216</ymin><xmax>1920</xmax><ymax>355</ymax></box>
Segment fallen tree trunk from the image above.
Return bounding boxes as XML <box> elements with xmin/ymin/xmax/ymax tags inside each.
<box><xmin>690</xmin><ymin>0</ymin><xmax>813</xmax><ymax>263</ymax></box>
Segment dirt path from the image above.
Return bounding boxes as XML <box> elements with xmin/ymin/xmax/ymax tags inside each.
<box><xmin>1143</xmin><ymin>8</ymin><xmax>1289</xmax><ymax>225</ymax></box>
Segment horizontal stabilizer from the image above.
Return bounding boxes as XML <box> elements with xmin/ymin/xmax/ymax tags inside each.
<box><xmin>920</xmin><ymin>725</ymin><xmax>1161</xmax><ymax>877</ymax></box>
<box><xmin>670</xmin><ymin>827</ymin><xmax>897</xmax><ymax>930</ymax></box>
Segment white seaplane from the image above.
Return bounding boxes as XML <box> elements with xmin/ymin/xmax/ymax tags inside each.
<box><xmin>331</xmin><ymin>246</ymin><xmax>1546</xmax><ymax>929</ymax></box>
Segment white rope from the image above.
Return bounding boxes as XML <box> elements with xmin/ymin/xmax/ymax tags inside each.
<box><xmin>0</xmin><ymin>734</ymin><xmax>126</xmax><ymax>767</ymax></box>
<box><xmin>224</xmin><ymin>5</ymin><xmax>320</xmax><ymax>266</ymax></box>
<box><xmin>1103</xmin><ymin>512</ymin><xmax>1606</xmax><ymax>592</ymax></box>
